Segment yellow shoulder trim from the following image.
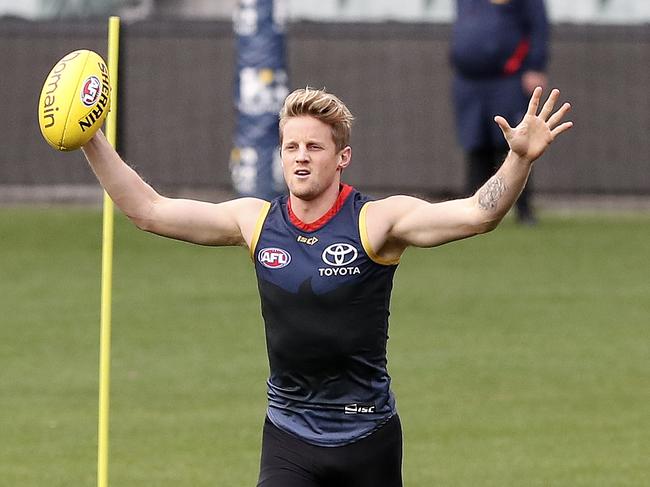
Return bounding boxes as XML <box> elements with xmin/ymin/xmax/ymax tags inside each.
<box><xmin>249</xmin><ymin>201</ymin><xmax>271</xmax><ymax>260</ymax></box>
<box><xmin>359</xmin><ymin>202</ymin><xmax>400</xmax><ymax>266</ymax></box>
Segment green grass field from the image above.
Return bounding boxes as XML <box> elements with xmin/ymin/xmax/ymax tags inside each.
<box><xmin>1</xmin><ymin>207</ymin><xmax>648</xmax><ymax>486</ymax></box>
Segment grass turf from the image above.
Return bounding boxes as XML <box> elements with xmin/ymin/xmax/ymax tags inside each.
<box><xmin>0</xmin><ymin>208</ymin><xmax>648</xmax><ymax>486</ymax></box>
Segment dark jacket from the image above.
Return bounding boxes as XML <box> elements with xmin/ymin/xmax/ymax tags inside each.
<box><xmin>451</xmin><ymin>0</ymin><xmax>549</xmax><ymax>79</ymax></box>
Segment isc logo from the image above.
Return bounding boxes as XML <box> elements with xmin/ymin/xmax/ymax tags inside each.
<box><xmin>258</xmin><ymin>247</ymin><xmax>291</xmax><ymax>269</ymax></box>
<box><xmin>344</xmin><ymin>403</ymin><xmax>376</xmax><ymax>415</ymax></box>
<box><xmin>80</xmin><ymin>76</ymin><xmax>101</xmax><ymax>107</ymax></box>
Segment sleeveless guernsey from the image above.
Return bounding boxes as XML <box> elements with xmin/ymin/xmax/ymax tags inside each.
<box><xmin>250</xmin><ymin>185</ymin><xmax>400</xmax><ymax>447</ymax></box>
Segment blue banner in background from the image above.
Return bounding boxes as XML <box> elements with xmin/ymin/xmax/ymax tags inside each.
<box><xmin>231</xmin><ymin>0</ymin><xmax>289</xmax><ymax>199</ymax></box>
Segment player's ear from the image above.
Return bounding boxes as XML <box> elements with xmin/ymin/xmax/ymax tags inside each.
<box><xmin>338</xmin><ymin>146</ymin><xmax>352</xmax><ymax>169</ymax></box>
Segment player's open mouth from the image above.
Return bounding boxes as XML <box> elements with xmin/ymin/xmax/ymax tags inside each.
<box><xmin>295</xmin><ymin>169</ymin><xmax>310</xmax><ymax>177</ymax></box>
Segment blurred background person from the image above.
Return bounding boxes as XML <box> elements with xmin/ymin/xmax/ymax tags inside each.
<box><xmin>450</xmin><ymin>0</ymin><xmax>549</xmax><ymax>225</ymax></box>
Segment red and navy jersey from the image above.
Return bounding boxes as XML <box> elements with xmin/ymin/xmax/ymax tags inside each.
<box><xmin>250</xmin><ymin>184</ymin><xmax>399</xmax><ymax>446</ymax></box>
<box><xmin>451</xmin><ymin>0</ymin><xmax>549</xmax><ymax>78</ymax></box>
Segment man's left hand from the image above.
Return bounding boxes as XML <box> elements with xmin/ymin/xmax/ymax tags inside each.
<box><xmin>494</xmin><ymin>87</ymin><xmax>573</xmax><ymax>163</ymax></box>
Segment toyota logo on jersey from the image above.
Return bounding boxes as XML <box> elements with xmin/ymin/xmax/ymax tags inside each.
<box><xmin>258</xmin><ymin>247</ymin><xmax>291</xmax><ymax>269</ymax></box>
<box><xmin>319</xmin><ymin>243</ymin><xmax>360</xmax><ymax>277</ymax></box>
<box><xmin>321</xmin><ymin>243</ymin><xmax>358</xmax><ymax>266</ymax></box>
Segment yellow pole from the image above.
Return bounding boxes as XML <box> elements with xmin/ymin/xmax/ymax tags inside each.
<box><xmin>98</xmin><ymin>15</ymin><xmax>120</xmax><ymax>487</ymax></box>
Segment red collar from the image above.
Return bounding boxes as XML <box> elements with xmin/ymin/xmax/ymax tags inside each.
<box><xmin>288</xmin><ymin>184</ymin><xmax>354</xmax><ymax>232</ymax></box>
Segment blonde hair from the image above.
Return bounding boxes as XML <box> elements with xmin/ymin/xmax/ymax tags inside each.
<box><xmin>279</xmin><ymin>87</ymin><xmax>354</xmax><ymax>152</ymax></box>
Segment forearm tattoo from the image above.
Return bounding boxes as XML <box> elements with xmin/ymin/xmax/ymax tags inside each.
<box><xmin>478</xmin><ymin>176</ymin><xmax>507</xmax><ymax>211</ymax></box>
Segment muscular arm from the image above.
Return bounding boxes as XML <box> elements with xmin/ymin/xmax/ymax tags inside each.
<box><xmin>82</xmin><ymin>130</ymin><xmax>265</xmax><ymax>247</ymax></box>
<box><xmin>365</xmin><ymin>88</ymin><xmax>573</xmax><ymax>261</ymax></box>
<box><xmin>364</xmin><ymin>154</ymin><xmax>530</xmax><ymax>260</ymax></box>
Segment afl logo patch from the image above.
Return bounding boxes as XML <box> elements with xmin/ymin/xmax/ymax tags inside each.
<box><xmin>258</xmin><ymin>247</ymin><xmax>291</xmax><ymax>269</ymax></box>
<box><xmin>80</xmin><ymin>76</ymin><xmax>101</xmax><ymax>107</ymax></box>
<box><xmin>322</xmin><ymin>243</ymin><xmax>358</xmax><ymax>267</ymax></box>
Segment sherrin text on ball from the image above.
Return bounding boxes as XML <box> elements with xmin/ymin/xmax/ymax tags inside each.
<box><xmin>38</xmin><ymin>49</ymin><xmax>111</xmax><ymax>151</ymax></box>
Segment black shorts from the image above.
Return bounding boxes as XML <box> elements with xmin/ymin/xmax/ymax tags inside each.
<box><xmin>257</xmin><ymin>414</ymin><xmax>403</xmax><ymax>487</ymax></box>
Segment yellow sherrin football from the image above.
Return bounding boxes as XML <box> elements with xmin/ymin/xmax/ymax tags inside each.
<box><xmin>38</xmin><ymin>49</ymin><xmax>111</xmax><ymax>151</ymax></box>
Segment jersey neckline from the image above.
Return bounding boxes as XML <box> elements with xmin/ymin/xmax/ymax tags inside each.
<box><xmin>287</xmin><ymin>184</ymin><xmax>354</xmax><ymax>232</ymax></box>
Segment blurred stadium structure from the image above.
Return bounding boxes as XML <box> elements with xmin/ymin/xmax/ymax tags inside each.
<box><xmin>1</xmin><ymin>0</ymin><xmax>649</xmax><ymax>204</ymax></box>
<box><xmin>3</xmin><ymin>0</ymin><xmax>650</xmax><ymax>23</ymax></box>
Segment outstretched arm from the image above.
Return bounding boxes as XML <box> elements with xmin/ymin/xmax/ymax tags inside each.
<box><xmin>471</xmin><ymin>86</ymin><xmax>572</xmax><ymax>224</ymax></box>
<box><xmin>365</xmin><ymin>88</ymin><xmax>573</xmax><ymax>261</ymax></box>
<box><xmin>82</xmin><ymin>130</ymin><xmax>265</xmax><ymax>247</ymax></box>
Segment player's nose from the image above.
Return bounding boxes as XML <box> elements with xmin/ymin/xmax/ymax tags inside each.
<box><xmin>295</xmin><ymin>145</ymin><xmax>310</xmax><ymax>163</ymax></box>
